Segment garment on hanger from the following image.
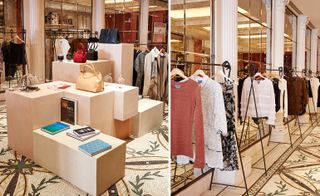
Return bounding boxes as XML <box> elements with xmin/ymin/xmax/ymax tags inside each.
<box><xmin>54</xmin><ymin>37</ymin><xmax>70</xmax><ymax>60</ymax></box>
<box><xmin>278</xmin><ymin>77</ymin><xmax>288</xmax><ymax>118</ymax></box>
<box><xmin>240</xmin><ymin>77</ymin><xmax>276</xmax><ymax>125</ymax></box>
<box><xmin>190</xmin><ymin>75</ymin><xmax>227</xmax><ymax>169</ymax></box>
<box><xmin>132</xmin><ymin>49</ymin><xmax>141</xmax><ymax>86</ymax></box>
<box><xmin>221</xmin><ymin>80</ymin><xmax>239</xmax><ymax>171</ymax></box>
<box><xmin>134</xmin><ymin>50</ymin><xmax>148</xmax><ymax>94</ymax></box>
<box><xmin>157</xmin><ymin>52</ymin><xmax>168</xmax><ymax>102</ymax></box>
<box><xmin>143</xmin><ymin>47</ymin><xmax>160</xmax><ymax>96</ymax></box>
<box><xmin>310</xmin><ymin>77</ymin><xmax>320</xmax><ymax>112</ymax></box>
<box><xmin>237</xmin><ymin>76</ymin><xmax>247</xmax><ymax>117</ymax></box>
<box><xmin>171</xmin><ymin>79</ymin><xmax>205</xmax><ymax>168</ymax></box>
<box><xmin>286</xmin><ymin>76</ymin><xmax>308</xmax><ymax>115</ymax></box>
<box><xmin>272</xmin><ymin>78</ymin><xmax>281</xmax><ymax>112</ymax></box>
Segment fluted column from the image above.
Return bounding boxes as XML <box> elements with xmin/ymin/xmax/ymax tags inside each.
<box><xmin>24</xmin><ymin>0</ymin><xmax>45</xmax><ymax>81</ymax></box>
<box><xmin>92</xmin><ymin>0</ymin><xmax>105</xmax><ymax>33</ymax></box>
<box><xmin>311</xmin><ymin>28</ymin><xmax>318</xmax><ymax>73</ymax></box>
<box><xmin>296</xmin><ymin>15</ymin><xmax>309</xmax><ymax>71</ymax></box>
<box><xmin>139</xmin><ymin>0</ymin><xmax>149</xmax><ymax>50</ymax></box>
<box><xmin>265</xmin><ymin>0</ymin><xmax>272</xmax><ymax>69</ymax></box>
<box><xmin>215</xmin><ymin>0</ymin><xmax>238</xmax><ymax>80</ymax></box>
<box><xmin>272</xmin><ymin>0</ymin><xmax>289</xmax><ymax>69</ymax></box>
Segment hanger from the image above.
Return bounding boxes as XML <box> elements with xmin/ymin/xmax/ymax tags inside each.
<box><xmin>171</xmin><ymin>68</ymin><xmax>187</xmax><ymax>80</ymax></box>
<box><xmin>192</xmin><ymin>69</ymin><xmax>206</xmax><ymax>78</ymax></box>
<box><xmin>254</xmin><ymin>71</ymin><xmax>265</xmax><ymax>80</ymax></box>
<box><xmin>216</xmin><ymin>69</ymin><xmax>235</xmax><ymax>84</ymax></box>
<box><xmin>15</xmin><ymin>35</ymin><xmax>24</xmax><ymax>43</ymax></box>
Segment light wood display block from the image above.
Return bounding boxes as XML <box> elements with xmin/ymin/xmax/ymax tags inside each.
<box><xmin>33</xmin><ymin>126</ymin><xmax>126</xmax><ymax>196</ymax></box>
<box><xmin>105</xmin><ymin>83</ymin><xmax>138</xmax><ymax>121</ymax></box>
<box><xmin>132</xmin><ymin>99</ymin><xmax>164</xmax><ymax>137</ymax></box>
<box><xmin>98</xmin><ymin>43</ymin><xmax>133</xmax><ymax>85</ymax></box>
<box><xmin>52</xmin><ymin>60</ymin><xmax>113</xmax><ymax>83</ymax></box>
<box><xmin>6</xmin><ymin>88</ymin><xmax>63</xmax><ymax>159</ymax></box>
<box><xmin>213</xmin><ymin>155</ymin><xmax>252</xmax><ymax>185</ymax></box>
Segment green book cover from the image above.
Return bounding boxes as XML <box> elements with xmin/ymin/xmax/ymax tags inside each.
<box><xmin>41</xmin><ymin>122</ymin><xmax>70</xmax><ymax>135</ymax></box>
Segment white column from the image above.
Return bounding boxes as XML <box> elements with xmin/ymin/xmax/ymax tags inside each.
<box><xmin>296</xmin><ymin>15</ymin><xmax>309</xmax><ymax>71</ymax></box>
<box><xmin>24</xmin><ymin>0</ymin><xmax>45</xmax><ymax>81</ymax></box>
<box><xmin>265</xmin><ymin>0</ymin><xmax>272</xmax><ymax>68</ymax></box>
<box><xmin>272</xmin><ymin>0</ymin><xmax>289</xmax><ymax>70</ymax></box>
<box><xmin>139</xmin><ymin>0</ymin><xmax>149</xmax><ymax>50</ymax></box>
<box><xmin>215</xmin><ymin>0</ymin><xmax>238</xmax><ymax>80</ymax></box>
<box><xmin>311</xmin><ymin>28</ymin><xmax>318</xmax><ymax>73</ymax></box>
<box><xmin>92</xmin><ymin>0</ymin><xmax>105</xmax><ymax>33</ymax></box>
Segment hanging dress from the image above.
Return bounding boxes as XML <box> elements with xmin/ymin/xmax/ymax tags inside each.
<box><xmin>221</xmin><ymin>80</ymin><xmax>239</xmax><ymax>171</ymax></box>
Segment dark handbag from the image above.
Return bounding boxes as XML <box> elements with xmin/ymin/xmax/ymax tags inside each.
<box><xmin>57</xmin><ymin>55</ymin><xmax>64</xmax><ymax>61</ymax></box>
<box><xmin>73</xmin><ymin>43</ymin><xmax>87</xmax><ymax>63</ymax></box>
<box><xmin>86</xmin><ymin>43</ymin><xmax>98</xmax><ymax>60</ymax></box>
<box><xmin>99</xmin><ymin>28</ymin><xmax>120</xmax><ymax>44</ymax></box>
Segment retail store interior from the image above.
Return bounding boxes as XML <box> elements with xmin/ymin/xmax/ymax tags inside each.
<box><xmin>171</xmin><ymin>0</ymin><xmax>320</xmax><ymax>196</ymax></box>
<box><xmin>0</xmin><ymin>0</ymin><xmax>169</xmax><ymax>196</ymax></box>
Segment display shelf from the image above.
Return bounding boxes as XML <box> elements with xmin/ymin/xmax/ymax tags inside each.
<box><xmin>132</xmin><ymin>98</ymin><xmax>163</xmax><ymax>137</ymax></box>
<box><xmin>98</xmin><ymin>43</ymin><xmax>134</xmax><ymax>85</ymax></box>
<box><xmin>52</xmin><ymin>60</ymin><xmax>113</xmax><ymax>83</ymax></box>
<box><xmin>33</xmin><ymin>125</ymin><xmax>126</xmax><ymax>196</ymax></box>
<box><xmin>6</xmin><ymin>87</ymin><xmax>64</xmax><ymax>159</ymax></box>
<box><xmin>105</xmin><ymin>83</ymin><xmax>138</xmax><ymax>121</ymax></box>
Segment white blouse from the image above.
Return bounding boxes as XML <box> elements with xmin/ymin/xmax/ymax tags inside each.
<box><xmin>241</xmin><ymin>77</ymin><xmax>276</xmax><ymax>125</ymax></box>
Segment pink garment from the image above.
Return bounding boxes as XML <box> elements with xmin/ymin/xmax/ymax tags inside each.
<box><xmin>171</xmin><ymin>79</ymin><xmax>205</xmax><ymax>168</ymax></box>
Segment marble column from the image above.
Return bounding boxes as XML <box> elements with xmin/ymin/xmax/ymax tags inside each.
<box><xmin>296</xmin><ymin>15</ymin><xmax>309</xmax><ymax>72</ymax></box>
<box><xmin>311</xmin><ymin>28</ymin><xmax>318</xmax><ymax>73</ymax></box>
<box><xmin>271</xmin><ymin>0</ymin><xmax>289</xmax><ymax>70</ymax></box>
<box><xmin>92</xmin><ymin>0</ymin><xmax>105</xmax><ymax>33</ymax></box>
<box><xmin>23</xmin><ymin>0</ymin><xmax>45</xmax><ymax>81</ymax></box>
<box><xmin>215</xmin><ymin>0</ymin><xmax>238</xmax><ymax>80</ymax></box>
<box><xmin>139</xmin><ymin>0</ymin><xmax>149</xmax><ymax>50</ymax></box>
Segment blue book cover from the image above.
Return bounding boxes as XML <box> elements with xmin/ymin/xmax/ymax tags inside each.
<box><xmin>79</xmin><ymin>139</ymin><xmax>112</xmax><ymax>156</ymax></box>
<box><xmin>41</xmin><ymin>122</ymin><xmax>70</xmax><ymax>135</ymax></box>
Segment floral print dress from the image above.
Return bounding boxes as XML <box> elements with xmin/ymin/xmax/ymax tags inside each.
<box><xmin>221</xmin><ymin>80</ymin><xmax>239</xmax><ymax>171</ymax></box>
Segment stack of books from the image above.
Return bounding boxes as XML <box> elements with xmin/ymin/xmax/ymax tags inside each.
<box><xmin>66</xmin><ymin>126</ymin><xmax>100</xmax><ymax>141</ymax></box>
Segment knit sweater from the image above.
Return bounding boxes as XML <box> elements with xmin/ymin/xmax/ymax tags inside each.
<box><xmin>190</xmin><ymin>75</ymin><xmax>227</xmax><ymax>168</ymax></box>
<box><xmin>240</xmin><ymin>77</ymin><xmax>276</xmax><ymax>125</ymax></box>
<box><xmin>171</xmin><ymin>79</ymin><xmax>205</xmax><ymax>168</ymax></box>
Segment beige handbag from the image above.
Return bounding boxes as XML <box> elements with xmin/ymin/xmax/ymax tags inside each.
<box><xmin>76</xmin><ymin>63</ymin><xmax>104</xmax><ymax>92</ymax></box>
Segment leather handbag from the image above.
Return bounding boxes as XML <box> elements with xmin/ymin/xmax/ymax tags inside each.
<box><xmin>73</xmin><ymin>43</ymin><xmax>87</xmax><ymax>63</ymax></box>
<box><xmin>99</xmin><ymin>28</ymin><xmax>120</xmax><ymax>44</ymax></box>
<box><xmin>86</xmin><ymin>43</ymin><xmax>98</xmax><ymax>60</ymax></box>
<box><xmin>76</xmin><ymin>63</ymin><xmax>104</xmax><ymax>92</ymax></box>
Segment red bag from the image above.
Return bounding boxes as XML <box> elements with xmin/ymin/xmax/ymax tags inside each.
<box><xmin>73</xmin><ymin>43</ymin><xmax>87</xmax><ymax>63</ymax></box>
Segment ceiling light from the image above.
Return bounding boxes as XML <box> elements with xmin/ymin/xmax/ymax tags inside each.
<box><xmin>171</xmin><ymin>39</ymin><xmax>182</xmax><ymax>43</ymax></box>
<box><xmin>105</xmin><ymin>0</ymin><xmax>133</xmax><ymax>3</ymax></box>
<box><xmin>238</xmin><ymin>7</ymin><xmax>248</xmax><ymax>14</ymax></box>
<box><xmin>171</xmin><ymin>7</ymin><xmax>210</xmax><ymax>19</ymax></box>
<box><xmin>238</xmin><ymin>34</ymin><xmax>267</xmax><ymax>39</ymax></box>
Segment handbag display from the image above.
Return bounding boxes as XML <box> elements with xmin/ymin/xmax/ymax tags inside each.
<box><xmin>76</xmin><ymin>63</ymin><xmax>104</xmax><ymax>93</ymax></box>
<box><xmin>86</xmin><ymin>43</ymin><xmax>98</xmax><ymax>60</ymax></box>
<box><xmin>73</xmin><ymin>43</ymin><xmax>87</xmax><ymax>63</ymax></box>
<box><xmin>99</xmin><ymin>28</ymin><xmax>120</xmax><ymax>44</ymax></box>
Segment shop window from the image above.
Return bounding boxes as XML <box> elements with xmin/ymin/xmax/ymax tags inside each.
<box><xmin>171</xmin><ymin>0</ymin><xmax>211</xmax><ymax>76</ymax></box>
<box><xmin>284</xmin><ymin>8</ymin><xmax>297</xmax><ymax>70</ymax></box>
<box><xmin>238</xmin><ymin>0</ymin><xmax>272</xmax><ymax>74</ymax></box>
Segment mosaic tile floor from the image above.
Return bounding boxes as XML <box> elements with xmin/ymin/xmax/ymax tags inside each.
<box><xmin>0</xmin><ymin>102</ymin><xmax>169</xmax><ymax>196</ymax></box>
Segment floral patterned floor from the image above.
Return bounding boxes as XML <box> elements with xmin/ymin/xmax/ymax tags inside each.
<box><xmin>0</xmin><ymin>102</ymin><xmax>169</xmax><ymax>196</ymax></box>
<box><xmin>259</xmin><ymin>126</ymin><xmax>320</xmax><ymax>196</ymax></box>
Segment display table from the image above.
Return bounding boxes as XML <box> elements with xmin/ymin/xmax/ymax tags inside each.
<box><xmin>105</xmin><ymin>83</ymin><xmax>138</xmax><ymax>121</ymax></box>
<box><xmin>52</xmin><ymin>60</ymin><xmax>113</xmax><ymax>83</ymax></box>
<box><xmin>98</xmin><ymin>43</ymin><xmax>133</xmax><ymax>85</ymax></box>
<box><xmin>6</xmin><ymin>88</ymin><xmax>63</xmax><ymax>159</ymax></box>
<box><xmin>33</xmin><ymin>126</ymin><xmax>126</xmax><ymax>196</ymax></box>
<box><xmin>132</xmin><ymin>99</ymin><xmax>164</xmax><ymax>137</ymax></box>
